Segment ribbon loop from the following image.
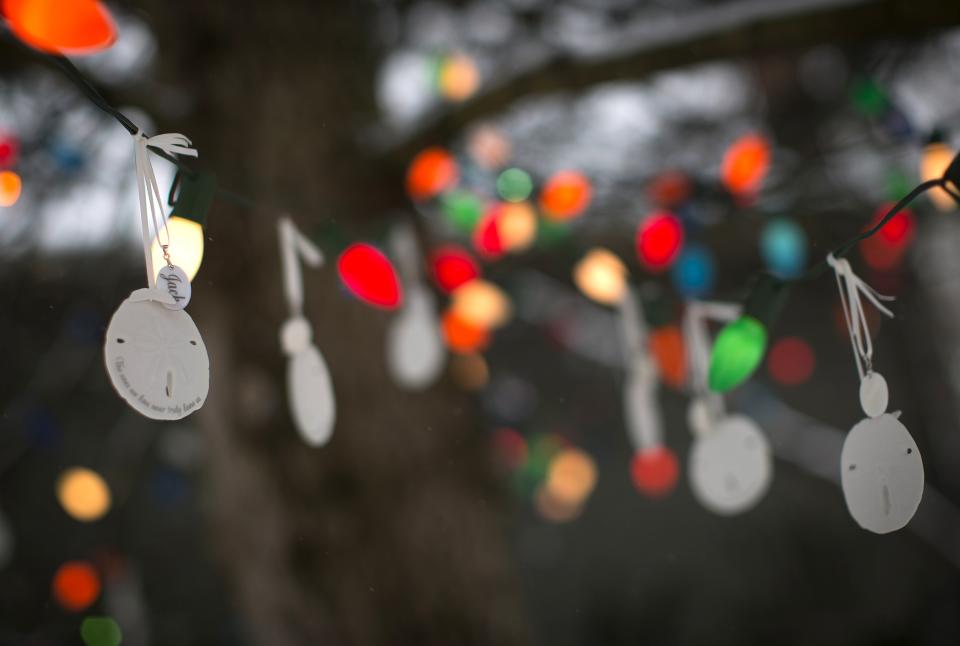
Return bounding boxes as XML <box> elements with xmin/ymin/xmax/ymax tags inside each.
<box><xmin>132</xmin><ymin>131</ymin><xmax>198</xmax><ymax>288</ymax></box>
<box><xmin>827</xmin><ymin>253</ymin><xmax>894</xmax><ymax>380</ymax></box>
<box><xmin>278</xmin><ymin>216</ymin><xmax>324</xmax><ymax>317</ymax></box>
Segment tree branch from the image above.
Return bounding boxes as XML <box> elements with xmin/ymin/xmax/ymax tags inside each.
<box><xmin>381</xmin><ymin>0</ymin><xmax>960</xmax><ymax>163</ymax></box>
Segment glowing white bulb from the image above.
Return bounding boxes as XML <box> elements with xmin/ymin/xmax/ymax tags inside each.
<box><xmin>152</xmin><ymin>216</ymin><xmax>205</xmax><ymax>281</ymax></box>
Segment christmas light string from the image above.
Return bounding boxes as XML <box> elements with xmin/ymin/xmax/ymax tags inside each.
<box><xmin>11</xmin><ymin>36</ymin><xmax>960</xmax><ymax>400</ymax></box>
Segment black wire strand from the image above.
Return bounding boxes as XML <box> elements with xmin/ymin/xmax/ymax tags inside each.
<box><xmin>19</xmin><ymin>40</ymin><xmax>960</xmax><ymax>296</ymax></box>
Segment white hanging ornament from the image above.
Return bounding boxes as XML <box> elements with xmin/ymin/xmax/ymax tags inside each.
<box><xmin>386</xmin><ymin>222</ymin><xmax>444</xmax><ymax>391</ymax></box>
<box><xmin>828</xmin><ymin>254</ymin><xmax>923</xmax><ymax>533</ymax></box>
<box><xmin>688</xmin><ymin>412</ymin><xmax>773</xmax><ymax>515</ymax></box>
<box><xmin>278</xmin><ymin>217</ymin><xmax>336</xmax><ymax>446</ymax></box>
<box><xmin>683</xmin><ymin>301</ymin><xmax>773</xmax><ymax>515</ymax></box>
<box><xmin>619</xmin><ymin>289</ymin><xmax>666</xmax><ymax>452</ymax></box>
<box><xmin>104</xmin><ymin>132</ymin><xmax>208</xmax><ymax>420</ymax></box>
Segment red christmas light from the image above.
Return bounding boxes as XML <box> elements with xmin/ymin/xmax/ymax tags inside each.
<box><xmin>337</xmin><ymin>243</ymin><xmax>402</xmax><ymax>310</ymax></box>
<box><xmin>0</xmin><ymin>134</ymin><xmax>19</xmax><ymax>168</ymax></box>
<box><xmin>635</xmin><ymin>211</ymin><xmax>684</xmax><ymax>271</ymax></box>
<box><xmin>648</xmin><ymin>170</ymin><xmax>692</xmax><ymax>208</ymax></box>
<box><xmin>860</xmin><ymin>204</ymin><xmax>915</xmax><ymax>270</ymax></box>
<box><xmin>767</xmin><ymin>336</ymin><xmax>815</xmax><ymax>386</ymax></box>
<box><xmin>3</xmin><ymin>0</ymin><xmax>116</xmax><ymax>55</ymax></box>
<box><xmin>473</xmin><ymin>206</ymin><xmax>505</xmax><ymax>260</ymax></box>
<box><xmin>430</xmin><ymin>245</ymin><xmax>480</xmax><ymax>294</ymax></box>
<box><xmin>630</xmin><ymin>446</ymin><xmax>679</xmax><ymax>498</ymax></box>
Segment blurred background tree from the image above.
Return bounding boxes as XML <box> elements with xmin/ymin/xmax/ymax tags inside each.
<box><xmin>3</xmin><ymin>1</ymin><xmax>960</xmax><ymax>645</ymax></box>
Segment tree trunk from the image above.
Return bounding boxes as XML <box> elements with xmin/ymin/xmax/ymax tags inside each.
<box><xmin>137</xmin><ymin>2</ymin><xmax>530</xmax><ymax>644</ymax></box>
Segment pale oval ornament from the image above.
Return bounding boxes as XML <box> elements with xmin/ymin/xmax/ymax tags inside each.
<box><xmin>859</xmin><ymin>371</ymin><xmax>888</xmax><ymax>418</ymax></box>
<box><xmin>155</xmin><ymin>265</ymin><xmax>191</xmax><ymax>310</ymax></box>
<box><xmin>104</xmin><ymin>288</ymin><xmax>209</xmax><ymax>420</ymax></box>
<box><xmin>841</xmin><ymin>413</ymin><xmax>923</xmax><ymax>534</ymax></box>
<box><xmin>287</xmin><ymin>343</ymin><xmax>336</xmax><ymax>447</ymax></box>
<box><xmin>386</xmin><ymin>285</ymin><xmax>445</xmax><ymax>391</ymax></box>
<box><xmin>689</xmin><ymin>414</ymin><xmax>772</xmax><ymax>515</ymax></box>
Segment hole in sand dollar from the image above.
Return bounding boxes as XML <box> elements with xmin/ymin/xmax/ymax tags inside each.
<box><xmin>116</xmin><ymin>338</ymin><xmax>125</xmax><ymax>343</ymax></box>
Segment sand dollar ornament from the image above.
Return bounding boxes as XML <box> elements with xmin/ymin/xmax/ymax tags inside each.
<box><xmin>689</xmin><ymin>412</ymin><xmax>772</xmax><ymax>515</ymax></box>
<box><xmin>104</xmin><ymin>131</ymin><xmax>207</xmax><ymax>420</ymax></box>
<box><xmin>386</xmin><ymin>223</ymin><xmax>445</xmax><ymax>390</ymax></box>
<box><xmin>683</xmin><ymin>300</ymin><xmax>772</xmax><ymax>514</ymax></box>
<box><xmin>105</xmin><ymin>288</ymin><xmax>208</xmax><ymax>419</ymax></box>
<box><xmin>278</xmin><ymin>217</ymin><xmax>336</xmax><ymax>446</ymax></box>
<box><xmin>827</xmin><ymin>253</ymin><xmax>923</xmax><ymax>533</ymax></box>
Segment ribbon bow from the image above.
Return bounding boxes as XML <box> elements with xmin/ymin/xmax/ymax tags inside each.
<box><xmin>827</xmin><ymin>253</ymin><xmax>894</xmax><ymax>380</ymax></box>
<box><xmin>133</xmin><ymin>131</ymin><xmax>198</xmax><ymax>288</ymax></box>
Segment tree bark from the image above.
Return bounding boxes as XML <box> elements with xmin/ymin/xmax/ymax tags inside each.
<box><xmin>136</xmin><ymin>2</ymin><xmax>530</xmax><ymax>644</ymax></box>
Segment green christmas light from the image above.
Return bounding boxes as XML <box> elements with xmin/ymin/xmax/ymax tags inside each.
<box><xmin>851</xmin><ymin>79</ymin><xmax>887</xmax><ymax>117</ymax></box>
<box><xmin>708</xmin><ymin>275</ymin><xmax>789</xmax><ymax>393</ymax></box>
<box><xmin>708</xmin><ymin>315</ymin><xmax>767</xmax><ymax>392</ymax></box>
<box><xmin>80</xmin><ymin>617</ymin><xmax>122</xmax><ymax>646</ymax></box>
<box><xmin>441</xmin><ymin>190</ymin><xmax>483</xmax><ymax>235</ymax></box>
<box><xmin>496</xmin><ymin>167</ymin><xmax>532</xmax><ymax>202</ymax></box>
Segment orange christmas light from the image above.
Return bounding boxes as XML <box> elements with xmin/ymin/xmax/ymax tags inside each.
<box><xmin>441</xmin><ymin>309</ymin><xmax>490</xmax><ymax>353</ymax></box>
<box><xmin>406</xmin><ymin>147</ymin><xmax>458</xmax><ymax>201</ymax></box>
<box><xmin>0</xmin><ymin>170</ymin><xmax>21</xmax><ymax>207</ymax></box>
<box><xmin>539</xmin><ymin>170</ymin><xmax>592</xmax><ymax>221</ymax></box>
<box><xmin>52</xmin><ymin>561</ymin><xmax>100</xmax><ymax>612</ymax></box>
<box><xmin>721</xmin><ymin>134</ymin><xmax>770</xmax><ymax>195</ymax></box>
<box><xmin>3</xmin><ymin>0</ymin><xmax>116</xmax><ymax>55</ymax></box>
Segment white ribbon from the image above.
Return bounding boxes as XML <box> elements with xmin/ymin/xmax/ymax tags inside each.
<box><xmin>827</xmin><ymin>253</ymin><xmax>894</xmax><ymax>380</ymax></box>
<box><xmin>388</xmin><ymin>220</ymin><xmax>421</xmax><ymax>285</ymax></box>
<box><xmin>618</xmin><ymin>287</ymin><xmax>661</xmax><ymax>450</ymax></box>
<box><xmin>133</xmin><ymin>131</ymin><xmax>198</xmax><ymax>288</ymax></box>
<box><xmin>278</xmin><ymin>217</ymin><xmax>324</xmax><ymax>317</ymax></box>
<box><xmin>683</xmin><ymin>301</ymin><xmax>741</xmax><ymax>427</ymax></box>
<box><xmin>618</xmin><ymin>287</ymin><xmax>648</xmax><ymax>362</ymax></box>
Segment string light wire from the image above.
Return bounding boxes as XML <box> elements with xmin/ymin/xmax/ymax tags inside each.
<box><xmin>12</xmin><ymin>39</ymin><xmax>960</xmax><ymax>308</ymax></box>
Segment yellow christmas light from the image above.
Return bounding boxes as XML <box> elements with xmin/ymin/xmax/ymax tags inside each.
<box><xmin>450</xmin><ymin>279</ymin><xmax>511</xmax><ymax>330</ymax></box>
<box><xmin>920</xmin><ymin>140</ymin><xmax>956</xmax><ymax>211</ymax></box>
<box><xmin>56</xmin><ymin>467</ymin><xmax>111</xmax><ymax>522</ymax></box>
<box><xmin>573</xmin><ymin>248</ymin><xmax>627</xmax><ymax>305</ymax></box>
<box><xmin>151</xmin><ymin>216</ymin><xmax>205</xmax><ymax>281</ymax></box>
<box><xmin>498</xmin><ymin>202</ymin><xmax>537</xmax><ymax>252</ymax></box>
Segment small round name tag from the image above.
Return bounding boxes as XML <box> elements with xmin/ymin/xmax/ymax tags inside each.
<box><xmin>156</xmin><ymin>265</ymin><xmax>192</xmax><ymax>310</ymax></box>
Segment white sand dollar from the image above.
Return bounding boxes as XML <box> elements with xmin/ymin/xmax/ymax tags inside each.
<box><xmin>386</xmin><ymin>285</ymin><xmax>444</xmax><ymax>391</ymax></box>
<box><xmin>288</xmin><ymin>344</ymin><xmax>336</xmax><ymax>446</ymax></box>
<box><xmin>841</xmin><ymin>413</ymin><xmax>923</xmax><ymax>534</ymax></box>
<box><xmin>859</xmin><ymin>371</ymin><xmax>889</xmax><ymax>418</ymax></box>
<box><xmin>689</xmin><ymin>414</ymin><xmax>772</xmax><ymax>515</ymax></box>
<box><xmin>104</xmin><ymin>288</ymin><xmax>209</xmax><ymax>420</ymax></box>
